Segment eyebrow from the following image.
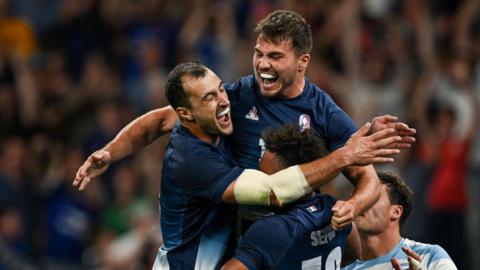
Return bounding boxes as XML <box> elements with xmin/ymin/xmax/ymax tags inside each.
<box><xmin>202</xmin><ymin>81</ymin><xmax>224</xmax><ymax>100</ymax></box>
<box><xmin>255</xmin><ymin>48</ymin><xmax>284</xmax><ymax>57</ymax></box>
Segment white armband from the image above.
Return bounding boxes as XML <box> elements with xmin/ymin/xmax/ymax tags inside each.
<box><xmin>265</xmin><ymin>165</ymin><xmax>312</xmax><ymax>205</ymax></box>
<box><xmin>233</xmin><ymin>166</ymin><xmax>312</xmax><ymax>206</ymax></box>
<box><xmin>234</xmin><ymin>169</ymin><xmax>271</xmax><ymax>205</ymax></box>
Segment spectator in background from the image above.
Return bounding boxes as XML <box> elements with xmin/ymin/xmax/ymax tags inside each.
<box><xmin>0</xmin><ymin>203</ymin><xmax>36</xmax><ymax>270</ymax></box>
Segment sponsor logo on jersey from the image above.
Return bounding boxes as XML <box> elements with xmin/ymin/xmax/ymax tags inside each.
<box><xmin>245</xmin><ymin>106</ymin><xmax>259</xmax><ymax>121</ymax></box>
<box><xmin>299</xmin><ymin>114</ymin><xmax>310</xmax><ymax>132</ymax></box>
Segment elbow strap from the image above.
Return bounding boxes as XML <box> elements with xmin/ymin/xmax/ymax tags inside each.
<box><xmin>233</xmin><ymin>166</ymin><xmax>312</xmax><ymax>206</ymax></box>
<box><xmin>234</xmin><ymin>169</ymin><xmax>271</xmax><ymax>206</ymax></box>
<box><xmin>265</xmin><ymin>165</ymin><xmax>312</xmax><ymax>205</ymax></box>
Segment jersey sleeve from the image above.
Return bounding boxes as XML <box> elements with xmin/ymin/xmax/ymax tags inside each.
<box><xmin>234</xmin><ymin>217</ymin><xmax>295</xmax><ymax>270</ymax></box>
<box><xmin>323</xmin><ymin>95</ymin><xmax>357</xmax><ymax>151</ymax></box>
<box><xmin>171</xmin><ymin>146</ymin><xmax>244</xmax><ymax>203</ymax></box>
<box><xmin>426</xmin><ymin>245</ymin><xmax>457</xmax><ymax>270</ymax></box>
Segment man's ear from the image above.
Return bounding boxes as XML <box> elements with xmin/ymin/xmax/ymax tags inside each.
<box><xmin>391</xmin><ymin>205</ymin><xmax>403</xmax><ymax>223</ymax></box>
<box><xmin>298</xmin><ymin>53</ymin><xmax>310</xmax><ymax>72</ymax></box>
<box><xmin>177</xmin><ymin>107</ymin><xmax>194</xmax><ymax>121</ymax></box>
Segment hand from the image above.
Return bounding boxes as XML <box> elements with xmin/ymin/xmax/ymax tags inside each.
<box><xmin>370</xmin><ymin>115</ymin><xmax>416</xmax><ymax>149</ymax></box>
<box><xmin>344</xmin><ymin>122</ymin><xmax>402</xmax><ymax>166</ymax></box>
<box><xmin>331</xmin><ymin>200</ymin><xmax>355</xmax><ymax>230</ymax></box>
<box><xmin>391</xmin><ymin>247</ymin><xmax>422</xmax><ymax>270</ymax></box>
<box><xmin>73</xmin><ymin>150</ymin><xmax>111</xmax><ymax>191</ymax></box>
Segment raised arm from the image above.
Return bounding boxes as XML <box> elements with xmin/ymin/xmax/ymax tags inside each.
<box><xmin>221</xmin><ymin>123</ymin><xmax>401</xmax><ymax>207</ymax></box>
<box><xmin>73</xmin><ymin>106</ymin><xmax>177</xmax><ymax>190</ymax></box>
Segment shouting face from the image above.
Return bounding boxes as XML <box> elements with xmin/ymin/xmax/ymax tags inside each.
<box><xmin>253</xmin><ymin>35</ymin><xmax>309</xmax><ymax>99</ymax></box>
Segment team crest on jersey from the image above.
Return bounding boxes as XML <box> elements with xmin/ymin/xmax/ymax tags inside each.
<box><xmin>245</xmin><ymin>106</ymin><xmax>259</xmax><ymax>121</ymax></box>
<box><xmin>299</xmin><ymin>114</ymin><xmax>311</xmax><ymax>132</ymax></box>
<box><xmin>306</xmin><ymin>205</ymin><xmax>318</xmax><ymax>212</ymax></box>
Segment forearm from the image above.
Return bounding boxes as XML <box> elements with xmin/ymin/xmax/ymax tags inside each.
<box><xmin>343</xmin><ymin>165</ymin><xmax>380</xmax><ymax>216</ymax></box>
<box><xmin>300</xmin><ymin>147</ymin><xmax>351</xmax><ymax>189</ymax></box>
<box><xmin>103</xmin><ymin>107</ymin><xmax>177</xmax><ymax>161</ymax></box>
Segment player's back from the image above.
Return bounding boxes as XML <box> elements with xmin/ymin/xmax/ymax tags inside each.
<box><xmin>234</xmin><ymin>194</ymin><xmax>351</xmax><ymax>270</ymax></box>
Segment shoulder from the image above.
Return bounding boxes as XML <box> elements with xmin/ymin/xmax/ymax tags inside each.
<box><xmin>250</xmin><ymin>214</ymin><xmax>295</xmax><ymax>236</ymax></box>
<box><xmin>304</xmin><ymin>80</ymin><xmax>337</xmax><ymax>108</ymax></box>
<box><xmin>403</xmin><ymin>239</ymin><xmax>457</xmax><ymax>269</ymax></box>
<box><xmin>224</xmin><ymin>75</ymin><xmax>256</xmax><ymax>93</ymax></box>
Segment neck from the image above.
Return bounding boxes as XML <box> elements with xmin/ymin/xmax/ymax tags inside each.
<box><xmin>358</xmin><ymin>227</ymin><xmax>401</xmax><ymax>261</ymax></box>
<box><xmin>282</xmin><ymin>76</ymin><xmax>305</xmax><ymax>99</ymax></box>
<box><xmin>183</xmin><ymin>123</ymin><xmax>220</xmax><ymax>145</ymax></box>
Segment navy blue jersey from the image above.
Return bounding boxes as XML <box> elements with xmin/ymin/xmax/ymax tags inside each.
<box><xmin>234</xmin><ymin>194</ymin><xmax>351</xmax><ymax>270</ymax></box>
<box><xmin>155</xmin><ymin>125</ymin><xmax>244</xmax><ymax>269</ymax></box>
<box><xmin>225</xmin><ymin>75</ymin><xmax>357</xmax><ymax>169</ymax></box>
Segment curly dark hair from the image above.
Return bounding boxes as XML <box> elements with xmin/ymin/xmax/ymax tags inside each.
<box><xmin>261</xmin><ymin>123</ymin><xmax>328</xmax><ymax>168</ymax></box>
<box><xmin>165</xmin><ymin>61</ymin><xmax>208</xmax><ymax>109</ymax></box>
<box><xmin>377</xmin><ymin>171</ymin><xmax>414</xmax><ymax>228</ymax></box>
<box><xmin>255</xmin><ymin>10</ymin><xmax>313</xmax><ymax>55</ymax></box>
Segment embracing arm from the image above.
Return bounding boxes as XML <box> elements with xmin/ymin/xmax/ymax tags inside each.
<box><xmin>73</xmin><ymin>106</ymin><xmax>177</xmax><ymax>190</ymax></box>
<box><xmin>222</xmin><ymin>123</ymin><xmax>400</xmax><ymax>206</ymax></box>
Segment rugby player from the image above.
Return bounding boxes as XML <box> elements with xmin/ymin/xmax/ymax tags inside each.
<box><xmin>74</xmin><ymin>10</ymin><xmax>416</xmax><ymax>231</ymax></box>
<box><xmin>221</xmin><ymin>123</ymin><xmax>361</xmax><ymax>270</ymax></box>
<box><xmin>143</xmin><ymin>62</ymin><xmax>399</xmax><ymax>269</ymax></box>
<box><xmin>343</xmin><ymin>172</ymin><xmax>457</xmax><ymax>270</ymax></box>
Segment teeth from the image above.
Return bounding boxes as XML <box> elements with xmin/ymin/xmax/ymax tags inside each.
<box><xmin>260</xmin><ymin>73</ymin><xmax>276</xmax><ymax>79</ymax></box>
<box><xmin>217</xmin><ymin>107</ymin><xmax>230</xmax><ymax>117</ymax></box>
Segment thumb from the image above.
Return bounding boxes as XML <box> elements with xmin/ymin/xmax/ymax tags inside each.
<box><xmin>355</xmin><ymin>122</ymin><xmax>372</xmax><ymax>137</ymax></box>
<box><xmin>332</xmin><ymin>201</ymin><xmax>344</xmax><ymax>212</ymax></box>
<box><xmin>92</xmin><ymin>150</ymin><xmax>110</xmax><ymax>163</ymax></box>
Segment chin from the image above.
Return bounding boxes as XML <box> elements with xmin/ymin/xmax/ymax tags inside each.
<box><xmin>259</xmin><ymin>88</ymin><xmax>281</xmax><ymax>98</ymax></box>
<box><xmin>221</xmin><ymin>126</ymin><xmax>233</xmax><ymax>135</ymax></box>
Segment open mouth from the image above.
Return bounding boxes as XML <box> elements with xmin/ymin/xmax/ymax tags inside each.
<box><xmin>259</xmin><ymin>73</ymin><xmax>279</xmax><ymax>88</ymax></box>
<box><xmin>216</xmin><ymin>107</ymin><xmax>230</xmax><ymax>126</ymax></box>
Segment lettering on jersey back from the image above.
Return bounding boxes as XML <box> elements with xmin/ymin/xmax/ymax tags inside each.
<box><xmin>310</xmin><ymin>227</ymin><xmax>336</xmax><ymax>246</ymax></box>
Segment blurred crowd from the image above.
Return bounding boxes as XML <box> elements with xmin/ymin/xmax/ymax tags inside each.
<box><xmin>0</xmin><ymin>0</ymin><xmax>478</xmax><ymax>269</ymax></box>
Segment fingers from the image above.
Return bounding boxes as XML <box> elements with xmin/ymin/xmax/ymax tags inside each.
<box><xmin>353</xmin><ymin>122</ymin><xmax>372</xmax><ymax>137</ymax></box>
<box><xmin>331</xmin><ymin>201</ymin><xmax>354</xmax><ymax>230</ymax></box>
<box><xmin>332</xmin><ymin>215</ymin><xmax>353</xmax><ymax>230</ymax></box>
<box><xmin>408</xmin><ymin>256</ymin><xmax>422</xmax><ymax>270</ymax></box>
<box><xmin>402</xmin><ymin>247</ymin><xmax>421</xmax><ymax>261</ymax></box>
<box><xmin>370</xmin><ymin>157</ymin><xmax>395</xmax><ymax>163</ymax></box>
<box><xmin>72</xmin><ymin>150</ymin><xmax>111</xmax><ymax>191</ymax></box>
<box><xmin>368</xmin><ymin>128</ymin><xmax>396</xmax><ymax>141</ymax></box>
<box><xmin>374</xmin><ymin>115</ymin><xmax>398</xmax><ymax>123</ymax></box>
<box><xmin>375</xmin><ymin>136</ymin><xmax>402</xmax><ymax>149</ymax></box>
<box><xmin>397</xmin><ymin>127</ymin><xmax>417</xmax><ymax>136</ymax></box>
<box><xmin>73</xmin><ymin>161</ymin><xmax>91</xmax><ymax>187</ymax></box>
<box><xmin>373</xmin><ymin>149</ymin><xmax>401</xmax><ymax>156</ymax></box>
<box><xmin>79</xmin><ymin>176</ymin><xmax>91</xmax><ymax>191</ymax></box>
<box><xmin>390</xmin><ymin>258</ymin><xmax>402</xmax><ymax>270</ymax></box>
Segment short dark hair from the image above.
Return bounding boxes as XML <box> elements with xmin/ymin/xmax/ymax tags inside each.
<box><xmin>255</xmin><ymin>10</ymin><xmax>313</xmax><ymax>55</ymax></box>
<box><xmin>165</xmin><ymin>61</ymin><xmax>208</xmax><ymax>109</ymax></box>
<box><xmin>261</xmin><ymin>123</ymin><xmax>328</xmax><ymax>168</ymax></box>
<box><xmin>377</xmin><ymin>171</ymin><xmax>414</xmax><ymax>228</ymax></box>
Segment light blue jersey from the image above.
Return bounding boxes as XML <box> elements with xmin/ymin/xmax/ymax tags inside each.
<box><xmin>343</xmin><ymin>238</ymin><xmax>456</xmax><ymax>270</ymax></box>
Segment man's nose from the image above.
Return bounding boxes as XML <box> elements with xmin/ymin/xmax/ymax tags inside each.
<box><xmin>257</xmin><ymin>58</ymin><xmax>271</xmax><ymax>70</ymax></box>
<box><xmin>219</xmin><ymin>92</ymin><xmax>230</xmax><ymax>106</ymax></box>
